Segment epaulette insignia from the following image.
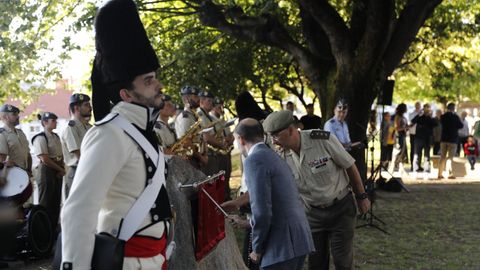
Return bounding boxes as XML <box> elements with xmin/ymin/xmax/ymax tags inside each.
<box><xmin>95</xmin><ymin>113</ymin><xmax>119</xmax><ymax>126</ymax></box>
<box><xmin>310</xmin><ymin>130</ymin><xmax>330</xmax><ymax>140</ymax></box>
<box><xmin>68</xmin><ymin>120</ymin><xmax>76</xmax><ymax>127</ymax></box>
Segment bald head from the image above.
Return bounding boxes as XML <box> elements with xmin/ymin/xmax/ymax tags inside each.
<box><xmin>234</xmin><ymin>118</ymin><xmax>264</xmax><ymax>143</ymax></box>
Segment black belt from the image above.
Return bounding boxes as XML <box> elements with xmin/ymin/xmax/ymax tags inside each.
<box><xmin>309</xmin><ymin>188</ymin><xmax>351</xmax><ymax>209</ymax></box>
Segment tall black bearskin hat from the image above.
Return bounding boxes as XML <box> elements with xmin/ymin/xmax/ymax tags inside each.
<box><xmin>235</xmin><ymin>91</ymin><xmax>268</xmax><ymax>121</ymax></box>
<box><xmin>91</xmin><ymin>0</ymin><xmax>160</xmax><ymax>120</ymax></box>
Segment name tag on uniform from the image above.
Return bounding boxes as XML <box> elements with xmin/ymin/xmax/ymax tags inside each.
<box><xmin>308</xmin><ymin>156</ymin><xmax>330</xmax><ymax>174</ymax></box>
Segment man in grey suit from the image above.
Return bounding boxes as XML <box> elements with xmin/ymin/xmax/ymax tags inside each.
<box><xmin>232</xmin><ymin>118</ymin><xmax>315</xmax><ymax>270</ymax></box>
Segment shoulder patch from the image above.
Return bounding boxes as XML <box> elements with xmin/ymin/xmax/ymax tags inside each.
<box><xmin>68</xmin><ymin>120</ymin><xmax>76</xmax><ymax>127</ymax></box>
<box><xmin>154</xmin><ymin>121</ymin><xmax>162</xmax><ymax>129</ymax></box>
<box><xmin>31</xmin><ymin>132</ymin><xmax>47</xmax><ymax>145</ymax></box>
<box><xmin>310</xmin><ymin>130</ymin><xmax>330</xmax><ymax>140</ymax></box>
<box><xmin>0</xmin><ymin>128</ymin><xmax>4</xmax><ymax>133</ymax></box>
<box><xmin>182</xmin><ymin>111</ymin><xmax>189</xmax><ymax>118</ymax></box>
<box><xmin>95</xmin><ymin>113</ymin><xmax>119</xmax><ymax>126</ymax></box>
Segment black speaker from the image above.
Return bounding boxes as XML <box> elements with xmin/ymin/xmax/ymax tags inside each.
<box><xmin>378</xmin><ymin>80</ymin><xmax>394</xmax><ymax>106</ymax></box>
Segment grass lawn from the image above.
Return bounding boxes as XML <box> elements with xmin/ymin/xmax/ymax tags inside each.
<box><xmin>354</xmin><ymin>183</ymin><xmax>480</xmax><ymax>270</ymax></box>
<box><xmin>229</xmin><ymin>152</ymin><xmax>480</xmax><ymax>269</ymax></box>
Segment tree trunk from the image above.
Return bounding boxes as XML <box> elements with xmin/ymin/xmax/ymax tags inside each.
<box><xmin>166</xmin><ymin>156</ymin><xmax>247</xmax><ymax>270</ymax></box>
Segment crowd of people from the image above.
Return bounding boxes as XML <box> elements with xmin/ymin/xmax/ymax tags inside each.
<box><xmin>380</xmin><ymin>101</ymin><xmax>479</xmax><ymax>179</ymax></box>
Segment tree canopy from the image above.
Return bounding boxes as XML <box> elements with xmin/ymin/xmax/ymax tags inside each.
<box><xmin>0</xmin><ymin>0</ymin><xmax>85</xmax><ymax>105</ymax></box>
<box><xmin>2</xmin><ymin>0</ymin><xmax>479</xmax><ymax>113</ymax></box>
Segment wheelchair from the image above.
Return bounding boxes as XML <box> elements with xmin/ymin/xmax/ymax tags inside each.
<box><xmin>0</xmin><ymin>204</ymin><xmax>54</xmax><ymax>260</ymax></box>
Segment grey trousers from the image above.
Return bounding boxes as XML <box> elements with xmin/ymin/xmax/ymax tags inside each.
<box><xmin>64</xmin><ymin>166</ymin><xmax>77</xmax><ymax>199</ymax></box>
<box><xmin>306</xmin><ymin>193</ymin><xmax>356</xmax><ymax>270</ymax></box>
<box><xmin>35</xmin><ymin>163</ymin><xmax>62</xmax><ymax>229</ymax></box>
<box><xmin>261</xmin><ymin>255</ymin><xmax>306</xmax><ymax>270</ymax></box>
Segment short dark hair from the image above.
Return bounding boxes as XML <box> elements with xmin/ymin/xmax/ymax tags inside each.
<box><xmin>306</xmin><ymin>103</ymin><xmax>314</xmax><ymax>109</ymax></box>
<box><xmin>234</xmin><ymin>120</ymin><xmax>264</xmax><ymax>143</ymax></box>
<box><xmin>447</xmin><ymin>102</ymin><xmax>455</xmax><ymax>111</ymax></box>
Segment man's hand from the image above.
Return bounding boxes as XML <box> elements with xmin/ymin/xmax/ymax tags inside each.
<box><xmin>249</xmin><ymin>251</ymin><xmax>262</xmax><ymax>264</ymax></box>
<box><xmin>357</xmin><ymin>198</ymin><xmax>371</xmax><ymax>214</ymax></box>
<box><xmin>221</xmin><ymin>200</ymin><xmax>239</xmax><ymax>213</ymax></box>
<box><xmin>226</xmin><ymin>215</ymin><xmax>250</xmax><ymax>229</ymax></box>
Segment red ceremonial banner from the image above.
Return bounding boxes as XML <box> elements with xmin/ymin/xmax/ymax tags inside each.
<box><xmin>195</xmin><ymin>175</ymin><xmax>226</xmax><ymax>260</ymax></box>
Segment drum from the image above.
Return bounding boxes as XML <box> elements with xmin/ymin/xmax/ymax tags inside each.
<box><xmin>0</xmin><ymin>167</ymin><xmax>32</xmax><ymax>205</ymax></box>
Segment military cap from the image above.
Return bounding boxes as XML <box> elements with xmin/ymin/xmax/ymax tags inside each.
<box><xmin>180</xmin><ymin>85</ymin><xmax>200</xmax><ymax>96</ymax></box>
<box><xmin>37</xmin><ymin>112</ymin><xmax>58</xmax><ymax>121</ymax></box>
<box><xmin>198</xmin><ymin>91</ymin><xmax>214</xmax><ymax>98</ymax></box>
<box><xmin>263</xmin><ymin>110</ymin><xmax>295</xmax><ymax>134</ymax></box>
<box><xmin>0</xmin><ymin>104</ymin><xmax>20</xmax><ymax>113</ymax></box>
<box><xmin>162</xmin><ymin>94</ymin><xmax>172</xmax><ymax>102</ymax></box>
<box><xmin>213</xmin><ymin>97</ymin><xmax>223</xmax><ymax>105</ymax></box>
<box><xmin>69</xmin><ymin>93</ymin><xmax>91</xmax><ymax>105</ymax></box>
<box><xmin>335</xmin><ymin>98</ymin><xmax>348</xmax><ymax>110</ymax></box>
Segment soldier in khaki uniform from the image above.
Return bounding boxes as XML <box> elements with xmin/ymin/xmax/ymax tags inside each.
<box><xmin>174</xmin><ymin>86</ymin><xmax>207</xmax><ymax>168</ymax></box>
<box><xmin>32</xmin><ymin>112</ymin><xmax>64</xmax><ymax>230</ymax></box>
<box><xmin>154</xmin><ymin>94</ymin><xmax>177</xmax><ymax>153</ymax></box>
<box><xmin>209</xmin><ymin>97</ymin><xmax>234</xmax><ymax>199</ymax></box>
<box><xmin>197</xmin><ymin>91</ymin><xmax>227</xmax><ymax>176</ymax></box>
<box><xmin>0</xmin><ymin>104</ymin><xmax>32</xmax><ymax>175</ymax></box>
<box><xmin>263</xmin><ymin>110</ymin><xmax>371</xmax><ymax>270</ymax></box>
<box><xmin>0</xmin><ymin>104</ymin><xmax>32</xmax><ymax>210</ymax></box>
<box><xmin>61</xmin><ymin>93</ymin><xmax>92</xmax><ymax>198</ymax></box>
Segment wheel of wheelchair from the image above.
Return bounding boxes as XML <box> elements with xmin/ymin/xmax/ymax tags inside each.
<box><xmin>22</xmin><ymin>205</ymin><xmax>54</xmax><ymax>257</ymax></box>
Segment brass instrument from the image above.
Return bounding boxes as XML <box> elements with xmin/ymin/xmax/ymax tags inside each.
<box><xmin>170</xmin><ymin>120</ymin><xmax>204</xmax><ymax>157</ymax></box>
<box><xmin>206</xmin><ymin>119</ymin><xmax>234</xmax><ymax>155</ymax></box>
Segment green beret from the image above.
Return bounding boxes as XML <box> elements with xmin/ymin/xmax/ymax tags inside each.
<box><xmin>263</xmin><ymin>110</ymin><xmax>295</xmax><ymax>133</ymax></box>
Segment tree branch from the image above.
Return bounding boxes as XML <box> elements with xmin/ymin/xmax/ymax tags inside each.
<box><xmin>353</xmin><ymin>0</ymin><xmax>395</xmax><ymax>78</ymax></box>
<box><xmin>398</xmin><ymin>45</ymin><xmax>427</xmax><ymax>68</ymax></box>
<box><xmin>298</xmin><ymin>5</ymin><xmax>334</xmax><ymax>63</ymax></box>
<box><xmin>196</xmin><ymin>0</ymin><xmax>324</xmax><ymax>91</ymax></box>
<box><xmin>383</xmin><ymin>0</ymin><xmax>443</xmax><ymax>76</ymax></box>
<box><xmin>299</xmin><ymin>0</ymin><xmax>353</xmax><ymax>65</ymax></box>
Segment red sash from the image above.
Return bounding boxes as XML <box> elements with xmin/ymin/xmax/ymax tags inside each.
<box><xmin>124</xmin><ymin>232</ymin><xmax>167</xmax><ymax>270</ymax></box>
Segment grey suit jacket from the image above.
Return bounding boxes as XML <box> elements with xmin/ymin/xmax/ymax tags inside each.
<box><xmin>245</xmin><ymin>143</ymin><xmax>315</xmax><ymax>267</ymax></box>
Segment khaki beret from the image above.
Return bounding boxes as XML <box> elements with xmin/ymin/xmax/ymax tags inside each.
<box><xmin>263</xmin><ymin>110</ymin><xmax>295</xmax><ymax>133</ymax></box>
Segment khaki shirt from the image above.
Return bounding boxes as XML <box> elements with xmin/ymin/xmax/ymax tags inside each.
<box><xmin>174</xmin><ymin>108</ymin><xmax>197</xmax><ymax>138</ymax></box>
<box><xmin>281</xmin><ymin>130</ymin><xmax>355</xmax><ymax>206</ymax></box>
<box><xmin>61</xmin><ymin>102</ymin><xmax>167</xmax><ymax>269</ymax></box>
<box><xmin>32</xmin><ymin>131</ymin><xmax>63</xmax><ymax>160</ymax></box>
<box><xmin>154</xmin><ymin>120</ymin><xmax>176</xmax><ymax>148</ymax></box>
<box><xmin>0</xmin><ymin>126</ymin><xmax>30</xmax><ymax>170</ymax></box>
<box><xmin>197</xmin><ymin>107</ymin><xmax>216</xmax><ymax>135</ymax></box>
<box><xmin>209</xmin><ymin>113</ymin><xmax>232</xmax><ymax>137</ymax></box>
<box><xmin>61</xmin><ymin>118</ymin><xmax>91</xmax><ymax>167</ymax></box>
